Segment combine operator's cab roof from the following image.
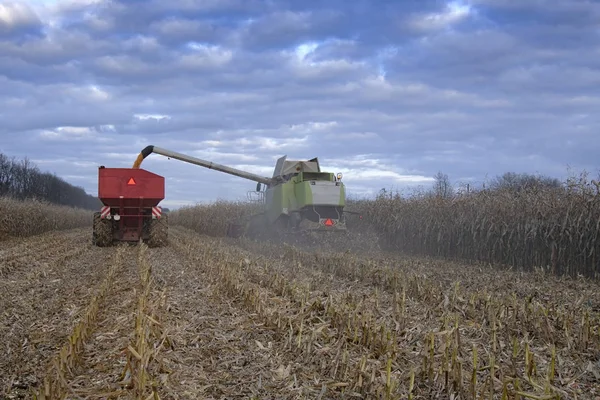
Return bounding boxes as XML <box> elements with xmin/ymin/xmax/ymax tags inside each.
<box><xmin>273</xmin><ymin>155</ymin><xmax>321</xmax><ymax>178</ymax></box>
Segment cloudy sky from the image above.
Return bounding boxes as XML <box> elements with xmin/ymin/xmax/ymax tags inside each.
<box><xmin>1</xmin><ymin>0</ymin><xmax>598</xmax><ymax>208</ymax></box>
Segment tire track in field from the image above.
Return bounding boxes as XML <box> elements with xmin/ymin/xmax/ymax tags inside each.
<box><xmin>41</xmin><ymin>245</ymin><xmax>139</xmax><ymax>399</ymax></box>
<box><xmin>0</xmin><ymin>235</ymin><xmax>112</xmax><ymax>398</ymax></box>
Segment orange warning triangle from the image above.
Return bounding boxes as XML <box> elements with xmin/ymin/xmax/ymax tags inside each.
<box><xmin>127</xmin><ymin>177</ymin><xmax>136</xmax><ymax>185</ymax></box>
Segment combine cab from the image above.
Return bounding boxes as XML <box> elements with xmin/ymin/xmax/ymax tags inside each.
<box><xmin>92</xmin><ymin>166</ymin><xmax>168</xmax><ymax>247</ymax></box>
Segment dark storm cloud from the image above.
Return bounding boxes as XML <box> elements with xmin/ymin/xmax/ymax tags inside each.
<box><xmin>1</xmin><ymin>0</ymin><xmax>598</xmax><ymax>207</ymax></box>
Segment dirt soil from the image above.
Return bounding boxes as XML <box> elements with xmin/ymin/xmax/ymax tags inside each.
<box><xmin>1</xmin><ymin>226</ymin><xmax>599</xmax><ymax>399</ymax></box>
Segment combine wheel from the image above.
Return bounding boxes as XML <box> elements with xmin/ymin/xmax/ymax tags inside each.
<box><xmin>226</xmin><ymin>219</ymin><xmax>245</xmax><ymax>238</ymax></box>
<box><xmin>148</xmin><ymin>214</ymin><xmax>168</xmax><ymax>247</ymax></box>
<box><xmin>92</xmin><ymin>212</ymin><xmax>113</xmax><ymax>247</ymax></box>
<box><xmin>245</xmin><ymin>213</ymin><xmax>267</xmax><ymax>240</ymax></box>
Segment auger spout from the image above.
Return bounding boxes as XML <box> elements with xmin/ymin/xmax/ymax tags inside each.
<box><xmin>132</xmin><ymin>145</ymin><xmax>273</xmax><ymax>185</ymax></box>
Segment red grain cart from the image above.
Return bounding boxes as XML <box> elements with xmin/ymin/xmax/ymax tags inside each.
<box><xmin>92</xmin><ymin>166</ymin><xmax>168</xmax><ymax>247</ymax></box>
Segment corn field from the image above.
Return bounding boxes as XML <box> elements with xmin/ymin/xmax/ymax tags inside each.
<box><xmin>1</xmin><ymin>221</ymin><xmax>598</xmax><ymax>399</ymax></box>
<box><xmin>170</xmin><ymin>175</ymin><xmax>600</xmax><ymax>279</ymax></box>
<box><xmin>356</xmin><ymin>177</ymin><xmax>600</xmax><ymax>278</ymax></box>
<box><xmin>169</xmin><ymin>199</ymin><xmax>263</xmax><ymax>237</ymax></box>
<box><xmin>0</xmin><ymin>196</ymin><xmax>91</xmax><ymax>240</ymax></box>
<box><xmin>1</xmin><ymin>184</ymin><xmax>600</xmax><ymax>398</ymax></box>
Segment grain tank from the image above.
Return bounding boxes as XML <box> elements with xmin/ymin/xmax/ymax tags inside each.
<box><xmin>92</xmin><ymin>166</ymin><xmax>168</xmax><ymax>247</ymax></box>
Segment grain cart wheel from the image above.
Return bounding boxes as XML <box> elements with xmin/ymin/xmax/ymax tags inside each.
<box><xmin>148</xmin><ymin>214</ymin><xmax>168</xmax><ymax>248</ymax></box>
<box><xmin>92</xmin><ymin>212</ymin><xmax>113</xmax><ymax>247</ymax></box>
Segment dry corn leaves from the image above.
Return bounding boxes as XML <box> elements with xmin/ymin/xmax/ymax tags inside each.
<box><xmin>168</xmin><ymin>179</ymin><xmax>600</xmax><ymax>281</ymax></box>
<box><xmin>0</xmin><ymin>232</ymin><xmax>114</xmax><ymax>398</ymax></box>
<box><xmin>0</xmin><ymin>197</ymin><xmax>90</xmax><ymax>240</ymax></box>
<box><xmin>1</xmin><ymin>223</ymin><xmax>599</xmax><ymax>399</ymax></box>
<box><xmin>172</xmin><ymin>226</ymin><xmax>600</xmax><ymax>399</ymax></box>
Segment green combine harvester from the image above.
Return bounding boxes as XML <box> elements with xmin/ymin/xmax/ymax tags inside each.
<box><xmin>132</xmin><ymin>145</ymin><xmax>363</xmax><ymax>241</ymax></box>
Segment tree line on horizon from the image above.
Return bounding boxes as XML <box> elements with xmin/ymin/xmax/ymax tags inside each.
<box><xmin>0</xmin><ymin>152</ymin><xmax>101</xmax><ymax>210</ymax></box>
<box><xmin>372</xmin><ymin>170</ymin><xmax>565</xmax><ymax>201</ymax></box>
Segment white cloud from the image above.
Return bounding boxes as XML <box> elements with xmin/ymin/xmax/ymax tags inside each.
<box><xmin>39</xmin><ymin>126</ymin><xmax>95</xmax><ymax>140</ymax></box>
<box><xmin>20</xmin><ymin>0</ymin><xmax>105</xmax><ymax>29</ymax></box>
<box><xmin>179</xmin><ymin>43</ymin><xmax>233</xmax><ymax>68</ymax></box>
<box><xmin>0</xmin><ymin>2</ymin><xmax>39</xmax><ymax>28</ymax></box>
<box><xmin>1</xmin><ymin>0</ymin><xmax>598</xmax><ymax>208</ymax></box>
<box><xmin>294</xmin><ymin>42</ymin><xmax>319</xmax><ymax>60</ymax></box>
<box><xmin>123</xmin><ymin>35</ymin><xmax>161</xmax><ymax>52</ymax></box>
<box><xmin>339</xmin><ymin>168</ymin><xmax>434</xmax><ymax>183</ymax></box>
<box><xmin>187</xmin><ymin>149</ymin><xmax>260</xmax><ymax>163</ymax></box>
<box><xmin>134</xmin><ymin>114</ymin><xmax>171</xmax><ymax>121</ymax></box>
<box><xmin>288</xmin><ymin>56</ymin><xmax>365</xmax><ymax>79</ymax></box>
<box><xmin>410</xmin><ymin>1</ymin><xmax>473</xmax><ymax>31</ymax></box>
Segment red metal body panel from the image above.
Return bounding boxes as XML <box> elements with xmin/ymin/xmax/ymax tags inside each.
<box><xmin>97</xmin><ymin>167</ymin><xmax>165</xmax><ymax>243</ymax></box>
<box><xmin>98</xmin><ymin>167</ymin><xmax>165</xmax><ymax>207</ymax></box>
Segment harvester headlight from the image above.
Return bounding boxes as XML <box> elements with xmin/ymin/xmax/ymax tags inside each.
<box><xmin>336</xmin><ymin>172</ymin><xmax>342</xmax><ymax>180</ymax></box>
<box><xmin>114</xmin><ymin>214</ymin><xmax>121</xmax><ymax>221</ymax></box>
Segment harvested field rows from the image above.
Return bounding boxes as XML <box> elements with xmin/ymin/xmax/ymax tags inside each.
<box><xmin>0</xmin><ymin>229</ymin><xmax>88</xmax><ymax>276</ymax></box>
<box><xmin>1</xmin><ymin>226</ymin><xmax>599</xmax><ymax>399</ymax></box>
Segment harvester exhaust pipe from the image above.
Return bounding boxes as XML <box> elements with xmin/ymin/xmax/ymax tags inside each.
<box><xmin>133</xmin><ymin>145</ymin><xmax>273</xmax><ymax>185</ymax></box>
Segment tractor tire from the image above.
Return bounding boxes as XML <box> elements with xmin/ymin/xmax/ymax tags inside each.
<box><xmin>148</xmin><ymin>214</ymin><xmax>168</xmax><ymax>248</ymax></box>
<box><xmin>92</xmin><ymin>212</ymin><xmax>113</xmax><ymax>247</ymax></box>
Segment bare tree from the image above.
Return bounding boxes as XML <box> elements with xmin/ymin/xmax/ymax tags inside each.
<box><xmin>489</xmin><ymin>172</ymin><xmax>562</xmax><ymax>192</ymax></box>
<box><xmin>432</xmin><ymin>171</ymin><xmax>453</xmax><ymax>198</ymax></box>
<box><xmin>0</xmin><ymin>152</ymin><xmax>101</xmax><ymax>210</ymax></box>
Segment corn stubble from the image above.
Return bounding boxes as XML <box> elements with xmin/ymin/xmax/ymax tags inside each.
<box><xmin>167</xmin><ymin>188</ymin><xmax>600</xmax><ymax>398</ymax></box>
<box><xmin>34</xmin><ymin>247</ymin><xmax>126</xmax><ymax>399</ymax></box>
<box><xmin>121</xmin><ymin>242</ymin><xmax>169</xmax><ymax>400</ymax></box>
<box><xmin>0</xmin><ymin>229</ymin><xmax>87</xmax><ymax>276</ymax></box>
<box><xmin>169</xmin><ymin>226</ymin><xmax>600</xmax><ymax>399</ymax></box>
<box><xmin>3</xmin><ymin>177</ymin><xmax>600</xmax><ymax>399</ymax></box>
<box><xmin>0</xmin><ymin>221</ymin><xmax>597</xmax><ymax>398</ymax></box>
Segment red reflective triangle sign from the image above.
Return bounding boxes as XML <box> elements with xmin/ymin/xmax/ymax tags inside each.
<box><xmin>127</xmin><ymin>177</ymin><xmax>136</xmax><ymax>185</ymax></box>
<box><xmin>324</xmin><ymin>218</ymin><xmax>333</xmax><ymax>226</ymax></box>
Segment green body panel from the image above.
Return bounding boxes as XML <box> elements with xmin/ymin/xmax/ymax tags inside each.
<box><xmin>263</xmin><ymin>173</ymin><xmax>345</xmax><ymax>225</ymax></box>
<box><xmin>294</xmin><ymin>181</ymin><xmax>312</xmax><ymax>209</ymax></box>
<box><xmin>294</xmin><ymin>181</ymin><xmax>345</xmax><ymax>207</ymax></box>
<box><xmin>264</xmin><ymin>180</ymin><xmax>297</xmax><ymax>224</ymax></box>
